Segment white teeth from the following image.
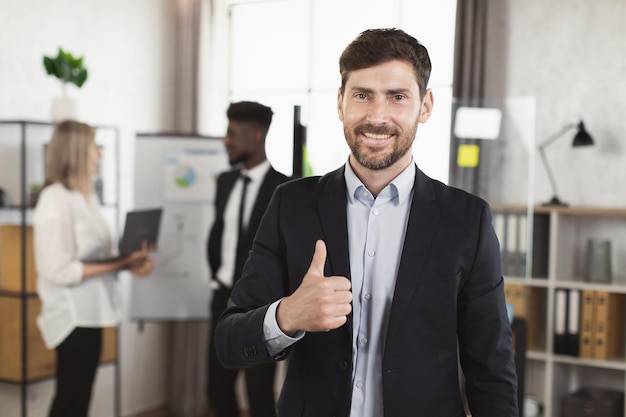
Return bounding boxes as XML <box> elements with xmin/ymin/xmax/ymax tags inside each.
<box><xmin>363</xmin><ymin>132</ymin><xmax>392</xmax><ymax>140</ymax></box>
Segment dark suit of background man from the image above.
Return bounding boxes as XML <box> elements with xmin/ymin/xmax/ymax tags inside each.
<box><xmin>207</xmin><ymin>101</ymin><xmax>288</xmax><ymax>417</ymax></box>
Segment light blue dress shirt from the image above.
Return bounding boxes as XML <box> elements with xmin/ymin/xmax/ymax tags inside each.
<box><xmin>264</xmin><ymin>160</ymin><xmax>415</xmax><ymax>416</ymax></box>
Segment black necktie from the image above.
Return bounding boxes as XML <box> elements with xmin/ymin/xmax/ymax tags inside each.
<box><xmin>237</xmin><ymin>175</ymin><xmax>251</xmax><ymax>240</ymax></box>
<box><xmin>234</xmin><ymin>175</ymin><xmax>251</xmax><ymax>283</ymax></box>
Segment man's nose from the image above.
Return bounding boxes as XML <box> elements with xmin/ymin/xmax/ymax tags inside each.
<box><xmin>366</xmin><ymin>98</ymin><xmax>390</xmax><ymax>124</ymax></box>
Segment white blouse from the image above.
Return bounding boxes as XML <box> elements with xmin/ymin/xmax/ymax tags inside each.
<box><xmin>33</xmin><ymin>183</ymin><xmax>122</xmax><ymax>349</ymax></box>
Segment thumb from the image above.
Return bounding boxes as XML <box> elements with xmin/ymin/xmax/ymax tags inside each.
<box><xmin>307</xmin><ymin>240</ymin><xmax>327</xmax><ymax>277</ymax></box>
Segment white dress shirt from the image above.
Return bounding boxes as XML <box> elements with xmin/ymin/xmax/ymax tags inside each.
<box><xmin>33</xmin><ymin>183</ymin><xmax>121</xmax><ymax>349</ymax></box>
<box><xmin>345</xmin><ymin>160</ymin><xmax>414</xmax><ymax>417</ymax></box>
<box><xmin>214</xmin><ymin>160</ymin><xmax>271</xmax><ymax>288</ymax></box>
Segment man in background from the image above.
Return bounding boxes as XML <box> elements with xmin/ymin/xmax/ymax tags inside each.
<box><xmin>207</xmin><ymin>101</ymin><xmax>289</xmax><ymax>417</ymax></box>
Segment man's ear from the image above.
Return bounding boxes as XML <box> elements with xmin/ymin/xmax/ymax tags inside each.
<box><xmin>252</xmin><ymin>125</ymin><xmax>265</xmax><ymax>143</ymax></box>
<box><xmin>418</xmin><ymin>89</ymin><xmax>434</xmax><ymax>123</ymax></box>
<box><xmin>337</xmin><ymin>88</ymin><xmax>344</xmax><ymax>121</ymax></box>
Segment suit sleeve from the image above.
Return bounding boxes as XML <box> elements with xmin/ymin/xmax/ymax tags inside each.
<box><xmin>457</xmin><ymin>203</ymin><xmax>519</xmax><ymax>416</ymax></box>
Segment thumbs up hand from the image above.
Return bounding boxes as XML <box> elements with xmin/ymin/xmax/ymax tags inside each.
<box><xmin>277</xmin><ymin>240</ymin><xmax>352</xmax><ymax>335</ymax></box>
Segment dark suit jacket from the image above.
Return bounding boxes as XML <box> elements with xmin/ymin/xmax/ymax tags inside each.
<box><xmin>215</xmin><ymin>165</ymin><xmax>518</xmax><ymax>417</ymax></box>
<box><xmin>207</xmin><ymin>166</ymin><xmax>289</xmax><ymax>287</ymax></box>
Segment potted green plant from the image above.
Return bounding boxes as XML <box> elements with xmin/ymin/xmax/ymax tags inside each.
<box><xmin>43</xmin><ymin>47</ymin><xmax>88</xmax><ymax>121</ymax></box>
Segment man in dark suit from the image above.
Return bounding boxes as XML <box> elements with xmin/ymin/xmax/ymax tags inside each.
<box><xmin>207</xmin><ymin>101</ymin><xmax>288</xmax><ymax>417</ymax></box>
<box><xmin>215</xmin><ymin>29</ymin><xmax>518</xmax><ymax>417</ymax></box>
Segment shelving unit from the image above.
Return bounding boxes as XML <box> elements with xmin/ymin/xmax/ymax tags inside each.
<box><xmin>448</xmin><ymin>96</ymin><xmax>625</xmax><ymax>416</ymax></box>
<box><xmin>501</xmin><ymin>205</ymin><xmax>626</xmax><ymax>417</ymax></box>
<box><xmin>0</xmin><ymin>120</ymin><xmax>121</xmax><ymax>417</ymax></box>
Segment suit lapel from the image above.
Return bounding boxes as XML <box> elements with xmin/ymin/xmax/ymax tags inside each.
<box><xmin>318</xmin><ymin>168</ymin><xmax>352</xmax><ymax>339</ymax></box>
<box><xmin>386</xmin><ymin>168</ymin><xmax>440</xmax><ymax>339</ymax></box>
<box><xmin>247</xmin><ymin>168</ymin><xmax>277</xmax><ymax>237</ymax></box>
<box><xmin>317</xmin><ymin>167</ymin><xmax>351</xmax><ymax>279</ymax></box>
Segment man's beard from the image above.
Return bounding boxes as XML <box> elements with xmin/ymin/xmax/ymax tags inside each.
<box><xmin>345</xmin><ymin>120</ymin><xmax>417</xmax><ymax>170</ymax></box>
<box><xmin>228</xmin><ymin>150</ymin><xmax>246</xmax><ymax>166</ymax></box>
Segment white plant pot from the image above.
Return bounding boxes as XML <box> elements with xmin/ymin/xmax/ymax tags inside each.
<box><xmin>51</xmin><ymin>96</ymin><xmax>78</xmax><ymax>122</ymax></box>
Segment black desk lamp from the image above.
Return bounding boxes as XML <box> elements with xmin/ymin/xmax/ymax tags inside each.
<box><xmin>538</xmin><ymin>120</ymin><xmax>594</xmax><ymax>206</ymax></box>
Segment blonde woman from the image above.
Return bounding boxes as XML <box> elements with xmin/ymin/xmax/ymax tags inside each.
<box><xmin>33</xmin><ymin>120</ymin><xmax>153</xmax><ymax>417</ymax></box>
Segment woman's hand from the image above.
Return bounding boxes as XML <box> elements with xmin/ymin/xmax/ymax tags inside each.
<box><xmin>128</xmin><ymin>256</ymin><xmax>154</xmax><ymax>277</ymax></box>
<box><xmin>82</xmin><ymin>241</ymin><xmax>155</xmax><ymax>279</ymax></box>
<box><xmin>123</xmin><ymin>241</ymin><xmax>155</xmax><ymax>277</ymax></box>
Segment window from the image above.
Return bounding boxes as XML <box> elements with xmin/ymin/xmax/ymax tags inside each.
<box><xmin>220</xmin><ymin>0</ymin><xmax>456</xmax><ymax>181</ymax></box>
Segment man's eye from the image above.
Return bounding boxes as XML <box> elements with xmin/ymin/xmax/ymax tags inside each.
<box><xmin>355</xmin><ymin>93</ymin><xmax>367</xmax><ymax>100</ymax></box>
<box><xmin>393</xmin><ymin>95</ymin><xmax>405</xmax><ymax>101</ymax></box>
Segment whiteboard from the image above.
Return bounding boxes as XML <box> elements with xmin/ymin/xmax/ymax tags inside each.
<box><xmin>130</xmin><ymin>133</ymin><xmax>229</xmax><ymax>320</ymax></box>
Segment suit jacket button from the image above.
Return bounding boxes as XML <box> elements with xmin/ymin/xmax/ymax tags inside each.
<box><xmin>242</xmin><ymin>345</ymin><xmax>257</xmax><ymax>357</ymax></box>
<box><xmin>338</xmin><ymin>361</ymin><xmax>349</xmax><ymax>371</ymax></box>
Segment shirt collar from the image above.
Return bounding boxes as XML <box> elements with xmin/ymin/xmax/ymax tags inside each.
<box><xmin>344</xmin><ymin>159</ymin><xmax>416</xmax><ymax>204</ymax></box>
<box><xmin>241</xmin><ymin>159</ymin><xmax>271</xmax><ymax>183</ymax></box>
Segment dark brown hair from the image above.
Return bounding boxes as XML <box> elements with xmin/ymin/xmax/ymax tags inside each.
<box><xmin>339</xmin><ymin>28</ymin><xmax>432</xmax><ymax>99</ymax></box>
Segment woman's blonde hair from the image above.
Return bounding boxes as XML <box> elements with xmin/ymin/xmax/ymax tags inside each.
<box><xmin>45</xmin><ymin>120</ymin><xmax>96</xmax><ymax>194</ymax></box>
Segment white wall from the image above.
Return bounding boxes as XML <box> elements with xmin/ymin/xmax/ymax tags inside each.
<box><xmin>0</xmin><ymin>1</ymin><xmax>174</xmax><ymax>416</ymax></box>
<box><xmin>485</xmin><ymin>0</ymin><xmax>626</xmax><ymax>207</ymax></box>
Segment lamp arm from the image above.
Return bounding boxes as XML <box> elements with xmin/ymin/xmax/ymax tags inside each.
<box><xmin>537</xmin><ymin>122</ymin><xmax>578</xmax><ymax>203</ymax></box>
<box><xmin>538</xmin><ymin>144</ymin><xmax>559</xmax><ymax>199</ymax></box>
<box><xmin>538</xmin><ymin>122</ymin><xmax>578</xmax><ymax>148</ymax></box>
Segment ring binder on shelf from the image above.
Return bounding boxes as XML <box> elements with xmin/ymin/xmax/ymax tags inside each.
<box><xmin>565</xmin><ymin>289</ymin><xmax>581</xmax><ymax>356</ymax></box>
<box><xmin>554</xmin><ymin>288</ymin><xmax>568</xmax><ymax>355</ymax></box>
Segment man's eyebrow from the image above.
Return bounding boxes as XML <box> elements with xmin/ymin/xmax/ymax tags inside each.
<box><xmin>347</xmin><ymin>86</ymin><xmax>374</xmax><ymax>94</ymax></box>
<box><xmin>347</xmin><ymin>86</ymin><xmax>413</xmax><ymax>96</ymax></box>
<box><xmin>386</xmin><ymin>88</ymin><xmax>412</xmax><ymax>96</ymax></box>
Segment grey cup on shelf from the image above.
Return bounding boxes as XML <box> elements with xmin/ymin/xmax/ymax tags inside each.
<box><xmin>585</xmin><ymin>239</ymin><xmax>612</xmax><ymax>283</ymax></box>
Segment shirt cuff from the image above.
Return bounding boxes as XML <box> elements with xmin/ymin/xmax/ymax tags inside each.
<box><xmin>74</xmin><ymin>261</ymin><xmax>84</xmax><ymax>284</ymax></box>
<box><xmin>263</xmin><ymin>298</ymin><xmax>305</xmax><ymax>357</ymax></box>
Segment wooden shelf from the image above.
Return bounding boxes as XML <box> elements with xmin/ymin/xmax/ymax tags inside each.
<box><xmin>0</xmin><ymin>225</ymin><xmax>36</xmax><ymax>293</ymax></box>
<box><xmin>501</xmin><ymin>204</ymin><xmax>626</xmax><ymax>417</ymax></box>
<box><xmin>492</xmin><ymin>204</ymin><xmax>626</xmax><ymax>218</ymax></box>
<box><xmin>0</xmin><ymin>295</ymin><xmax>118</xmax><ymax>382</ymax></box>
<box><xmin>0</xmin><ymin>296</ymin><xmax>54</xmax><ymax>381</ymax></box>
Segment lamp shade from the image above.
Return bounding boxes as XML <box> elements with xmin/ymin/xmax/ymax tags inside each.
<box><xmin>572</xmin><ymin>121</ymin><xmax>594</xmax><ymax>147</ymax></box>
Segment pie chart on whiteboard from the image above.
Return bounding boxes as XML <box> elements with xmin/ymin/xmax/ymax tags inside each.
<box><xmin>174</xmin><ymin>164</ymin><xmax>197</xmax><ymax>188</ymax></box>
